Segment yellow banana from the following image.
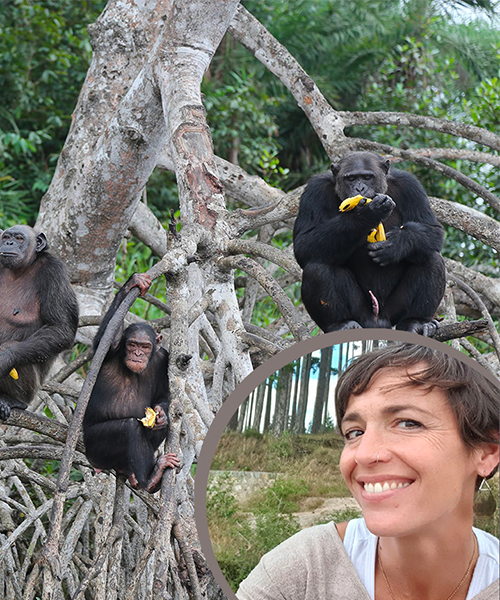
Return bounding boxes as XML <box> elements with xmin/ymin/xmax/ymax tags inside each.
<box><xmin>367</xmin><ymin>223</ymin><xmax>386</xmax><ymax>243</ymax></box>
<box><xmin>138</xmin><ymin>407</ymin><xmax>157</xmax><ymax>428</ymax></box>
<box><xmin>9</xmin><ymin>368</ymin><xmax>18</xmax><ymax>380</ymax></box>
<box><xmin>339</xmin><ymin>194</ymin><xmax>369</xmax><ymax>212</ymax></box>
<box><xmin>339</xmin><ymin>195</ymin><xmax>386</xmax><ymax>243</ymax></box>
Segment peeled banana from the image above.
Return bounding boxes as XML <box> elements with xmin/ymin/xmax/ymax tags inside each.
<box><xmin>339</xmin><ymin>195</ymin><xmax>386</xmax><ymax>242</ymax></box>
<box><xmin>138</xmin><ymin>406</ymin><xmax>157</xmax><ymax>428</ymax></box>
<box><xmin>9</xmin><ymin>368</ymin><xmax>18</xmax><ymax>380</ymax></box>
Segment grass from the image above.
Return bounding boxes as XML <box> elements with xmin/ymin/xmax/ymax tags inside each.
<box><xmin>211</xmin><ymin>430</ymin><xmax>350</xmax><ymax>507</ymax></box>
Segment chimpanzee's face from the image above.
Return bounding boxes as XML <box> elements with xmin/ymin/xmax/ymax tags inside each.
<box><xmin>332</xmin><ymin>152</ymin><xmax>390</xmax><ymax>201</ymax></box>
<box><xmin>0</xmin><ymin>225</ymin><xmax>46</xmax><ymax>270</ymax></box>
<box><xmin>124</xmin><ymin>330</ymin><xmax>154</xmax><ymax>374</ymax></box>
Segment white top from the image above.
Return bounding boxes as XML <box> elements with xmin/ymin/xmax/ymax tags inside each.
<box><xmin>344</xmin><ymin>518</ymin><xmax>499</xmax><ymax>600</ymax></box>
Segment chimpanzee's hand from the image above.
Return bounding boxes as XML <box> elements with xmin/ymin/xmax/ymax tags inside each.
<box><xmin>363</xmin><ymin>194</ymin><xmax>395</xmax><ymax>221</ymax></box>
<box><xmin>368</xmin><ymin>229</ymin><xmax>403</xmax><ymax>266</ymax></box>
<box><xmin>0</xmin><ymin>350</ymin><xmax>15</xmax><ymax>379</ymax></box>
<box><xmin>124</xmin><ymin>273</ymin><xmax>152</xmax><ymax>297</ymax></box>
<box><xmin>152</xmin><ymin>405</ymin><xmax>169</xmax><ymax>430</ymax></box>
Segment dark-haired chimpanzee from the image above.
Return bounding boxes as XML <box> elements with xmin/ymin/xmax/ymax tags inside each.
<box><xmin>83</xmin><ymin>273</ymin><xmax>179</xmax><ymax>493</ymax></box>
<box><xmin>293</xmin><ymin>152</ymin><xmax>445</xmax><ymax>335</ymax></box>
<box><xmin>0</xmin><ymin>225</ymin><xmax>79</xmax><ymax>420</ymax></box>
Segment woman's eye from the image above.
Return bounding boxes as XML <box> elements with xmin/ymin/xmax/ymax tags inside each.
<box><xmin>396</xmin><ymin>419</ymin><xmax>423</xmax><ymax>429</ymax></box>
<box><xmin>343</xmin><ymin>429</ymin><xmax>364</xmax><ymax>441</ymax></box>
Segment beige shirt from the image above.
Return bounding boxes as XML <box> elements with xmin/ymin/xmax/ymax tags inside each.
<box><xmin>236</xmin><ymin>522</ymin><xmax>499</xmax><ymax>600</ymax></box>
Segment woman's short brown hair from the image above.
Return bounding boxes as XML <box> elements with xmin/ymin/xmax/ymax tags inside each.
<box><xmin>335</xmin><ymin>344</ymin><xmax>499</xmax><ymax>465</ymax></box>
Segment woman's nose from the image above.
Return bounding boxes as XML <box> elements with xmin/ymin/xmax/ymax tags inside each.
<box><xmin>353</xmin><ymin>429</ymin><xmax>389</xmax><ymax>465</ymax></box>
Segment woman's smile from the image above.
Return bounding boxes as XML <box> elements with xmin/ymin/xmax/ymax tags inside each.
<box><xmin>357</xmin><ymin>477</ymin><xmax>414</xmax><ymax>498</ymax></box>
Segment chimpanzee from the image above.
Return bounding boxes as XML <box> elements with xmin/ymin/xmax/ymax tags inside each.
<box><xmin>83</xmin><ymin>273</ymin><xmax>179</xmax><ymax>493</ymax></box>
<box><xmin>0</xmin><ymin>225</ymin><xmax>79</xmax><ymax>420</ymax></box>
<box><xmin>293</xmin><ymin>152</ymin><xmax>445</xmax><ymax>335</ymax></box>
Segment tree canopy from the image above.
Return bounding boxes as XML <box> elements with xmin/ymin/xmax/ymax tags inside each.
<box><xmin>0</xmin><ymin>1</ymin><xmax>499</xmax><ymax>599</ymax></box>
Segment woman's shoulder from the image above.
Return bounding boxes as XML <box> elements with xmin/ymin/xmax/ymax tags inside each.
<box><xmin>236</xmin><ymin>521</ymin><xmax>370</xmax><ymax>600</ymax></box>
<box><xmin>266</xmin><ymin>521</ymin><xmax>342</xmax><ymax>556</ymax></box>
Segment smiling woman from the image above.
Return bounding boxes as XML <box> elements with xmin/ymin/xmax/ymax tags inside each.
<box><xmin>236</xmin><ymin>344</ymin><xmax>499</xmax><ymax>600</ymax></box>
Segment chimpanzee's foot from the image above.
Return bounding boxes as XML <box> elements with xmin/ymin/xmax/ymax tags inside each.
<box><xmin>128</xmin><ymin>473</ymin><xmax>140</xmax><ymax>489</ymax></box>
<box><xmin>0</xmin><ymin>399</ymin><xmax>11</xmax><ymax>420</ymax></box>
<box><xmin>0</xmin><ymin>403</ymin><xmax>10</xmax><ymax>420</ymax></box>
<box><xmin>0</xmin><ymin>394</ymin><xmax>27</xmax><ymax>420</ymax></box>
<box><xmin>397</xmin><ymin>318</ymin><xmax>439</xmax><ymax>337</ymax></box>
<box><xmin>325</xmin><ymin>320</ymin><xmax>362</xmax><ymax>333</ymax></box>
<box><xmin>362</xmin><ymin>316</ymin><xmax>392</xmax><ymax>329</ymax></box>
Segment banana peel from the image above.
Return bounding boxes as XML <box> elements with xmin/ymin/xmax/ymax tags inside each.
<box><xmin>367</xmin><ymin>223</ymin><xmax>386</xmax><ymax>243</ymax></box>
<box><xmin>138</xmin><ymin>406</ymin><xmax>157</xmax><ymax>428</ymax></box>
<box><xmin>339</xmin><ymin>195</ymin><xmax>386</xmax><ymax>242</ymax></box>
<box><xmin>9</xmin><ymin>368</ymin><xmax>18</xmax><ymax>380</ymax></box>
<box><xmin>339</xmin><ymin>194</ymin><xmax>367</xmax><ymax>212</ymax></box>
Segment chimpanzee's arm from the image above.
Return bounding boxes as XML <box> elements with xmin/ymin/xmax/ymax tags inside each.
<box><xmin>368</xmin><ymin>171</ymin><xmax>444</xmax><ymax>266</ymax></box>
<box><xmin>93</xmin><ymin>273</ymin><xmax>152</xmax><ymax>352</ymax></box>
<box><xmin>0</xmin><ymin>254</ymin><xmax>78</xmax><ymax>373</ymax></box>
<box><xmin>293</xmin><ymin>173</ymin><xmax>394</xmax><ymax>267</ymax></box>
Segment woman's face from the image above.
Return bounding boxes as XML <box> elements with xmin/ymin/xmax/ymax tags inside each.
<box><xmin>339</xmin><ymin>365</ymin><xmax>490</xmax><ymax>538</ymax></box>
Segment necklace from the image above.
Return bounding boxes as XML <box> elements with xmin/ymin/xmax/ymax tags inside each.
<box><xmin>377</xmin><ymin>533</ymin><xmax>478</xmax><ymax>600</ymax></box>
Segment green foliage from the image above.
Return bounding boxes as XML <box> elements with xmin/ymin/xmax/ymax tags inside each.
<box><xmin>215</xmin><ymin>511</ymin><xmax>301</xmax><ymax>591</ymax></box>
<box><xmin>242</xmin><ymin>428</ymin><xmax>264</xmax><ymax>439</ymax></box>
<box><xmin>318</xmin><ymin>506</ymin><xmax>363</xmax><ymax>525</ymax></box>
<box><xmin>207</xmin><ymin>472</ymin><xmax>239</xmax><ymax>520</ymax></box>
<box><xmin>265</xmin><ymin>431</ymin><xmax>295</xmax><ymax>460</ymax></box>
<box><xmin>207</xmin><ymin>470</ymin><xmax>301</xmax><ymax>591</ymax></box>
<box><xmin>0</xmin><ymin>0</ymin><xmax>106</xmax><ymax>225</ymax></box>
<box><xmin>255</xmin><ymin>477</ymin><xmax>310</xmax><ymax>513</ymax></box>
<box><xmin>203</xmin><ymin>71</ymin><xmax>282</xmax><ymax>175</ymax></box>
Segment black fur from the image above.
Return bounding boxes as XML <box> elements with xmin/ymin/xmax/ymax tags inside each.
<box><xmin>83</xmin><ymin>275</ymin><xmax>171</xmax><ymax>492</ymax></box>
<box><xmin>293</xmin><ymin>152</ymin><xmax>445</xmax><ymax>334</ymax></box>
<box><xmin>0</xmin><ymin>225</ymin><xmax>79</xmax><ymax>419</ymax></box>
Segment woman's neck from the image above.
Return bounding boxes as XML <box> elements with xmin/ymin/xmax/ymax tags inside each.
<box><xmin>375</xmin><ymin>517</ymin><xmax>477</xmax><ymax>600</ymax></box>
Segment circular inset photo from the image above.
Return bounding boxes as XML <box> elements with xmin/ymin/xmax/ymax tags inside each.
<box><xmin>196</xmin><ymin>332</ymin><xmax>499</xmax><ymax>600</ymax></box>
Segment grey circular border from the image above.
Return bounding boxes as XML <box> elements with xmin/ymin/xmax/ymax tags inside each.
<box><xmin>195</xmin><ymin>329</ymin><xmax>500</xmax><ymax>599</ymax></box>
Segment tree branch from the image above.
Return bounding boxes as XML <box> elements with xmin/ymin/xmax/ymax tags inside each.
<box><xmin>349</xmin><ymin>138</ymin><xmax>500</xmax><ymax>213</ymax></box>
<box><xmin>229</xmin><ymin>5</ymin><xmax>347</xmax><ymax>156</ymax></box>
<box><xmin>340</xmin><ymin>111</ymin><xmax>500</xmax><ymax>151</ymax></box>
<box><xmin>220</xmin><ymin>255</ymin><xmax>310</xmax><ymax>341</ymax></box>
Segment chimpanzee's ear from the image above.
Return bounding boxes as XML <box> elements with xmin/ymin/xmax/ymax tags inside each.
<box><xmin>381</xmin><ymin>158</ymin><xmax>391</xmax><ymax>174</ymax></box>
<box><xmin>156</xmin><ymin>334</ymin><xmax>163</xmax><ymax>346</ymax></box>
<box><xmin>0</xmin><ymin>229</ymin><xmax>3</xmax><ymax>238</ymax></box>
<box><xmin>330</xmin><ymin>163</ymin><xmax>340</xmax><ymax>177</ymax></box>
<box><xmin>36</xmin><ymin>232</ymin><xmax>48</xmax><ymax>253</ymax></box>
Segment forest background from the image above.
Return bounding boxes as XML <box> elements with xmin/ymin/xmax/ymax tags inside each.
<box><xmin>0</xmin><ymin>0</ymin><xmax>499</xmax><ymax>599</ymax></box>
<box><xmin>2</xmin><ymin>0</ymin><xmax>499</xmax><ymax>281</ymax></box>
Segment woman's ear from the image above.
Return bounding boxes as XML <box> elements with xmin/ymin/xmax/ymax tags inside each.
<box><xmin>476</xmin><ymin>440</ymin><xmax>499</xmax><ymax>479</ymax></box>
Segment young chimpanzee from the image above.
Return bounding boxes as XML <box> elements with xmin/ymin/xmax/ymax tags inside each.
<box><xmin>293</xmin><ymin>152</ymin><xmax>446</xmax><ymax>335</ymax></box>
<box><xmin>0</xmin><ymin>225</ymin><xmax>79</xmax><ymax>420</ymax></box>
<box><xmin>83</xmin><ymin>273</ymin><xmax>179</xmax><ymax>493</ymax></box>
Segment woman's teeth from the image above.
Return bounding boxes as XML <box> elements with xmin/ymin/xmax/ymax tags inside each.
<box><xmin>363</xmin><ymin>481</ymin><xmax>410</xmax><ymax>494</ymax></box>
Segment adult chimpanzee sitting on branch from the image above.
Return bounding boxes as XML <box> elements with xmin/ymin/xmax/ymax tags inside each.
<box><xmin>83</xmin><ymin>273</ymin><xmax>179</xmax><ymax>493</ymax></box>
<box><xmin>0</xmin><ymin>225</ymin><xmax>79</xmax><ymax>420</ymax></box>
<box><xmin>293</xmin><ymin>152</ymin><xmax>445</xmax><ymax>335</ymax></box>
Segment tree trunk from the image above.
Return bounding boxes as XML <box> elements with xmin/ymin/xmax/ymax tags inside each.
<box><xmin>311</xmin><ymin>346</ymin><xmax>332</xmax><ymax>434</ymax></box>
<box><xmin>252</xmin><ymin>381</ymin><xmax>266</xmax><ymax>431</ymax></box>
<box><xmin>294</xmin><ymin>353</ymin><xmax>312</xmax><ymax>434</ymax></box>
